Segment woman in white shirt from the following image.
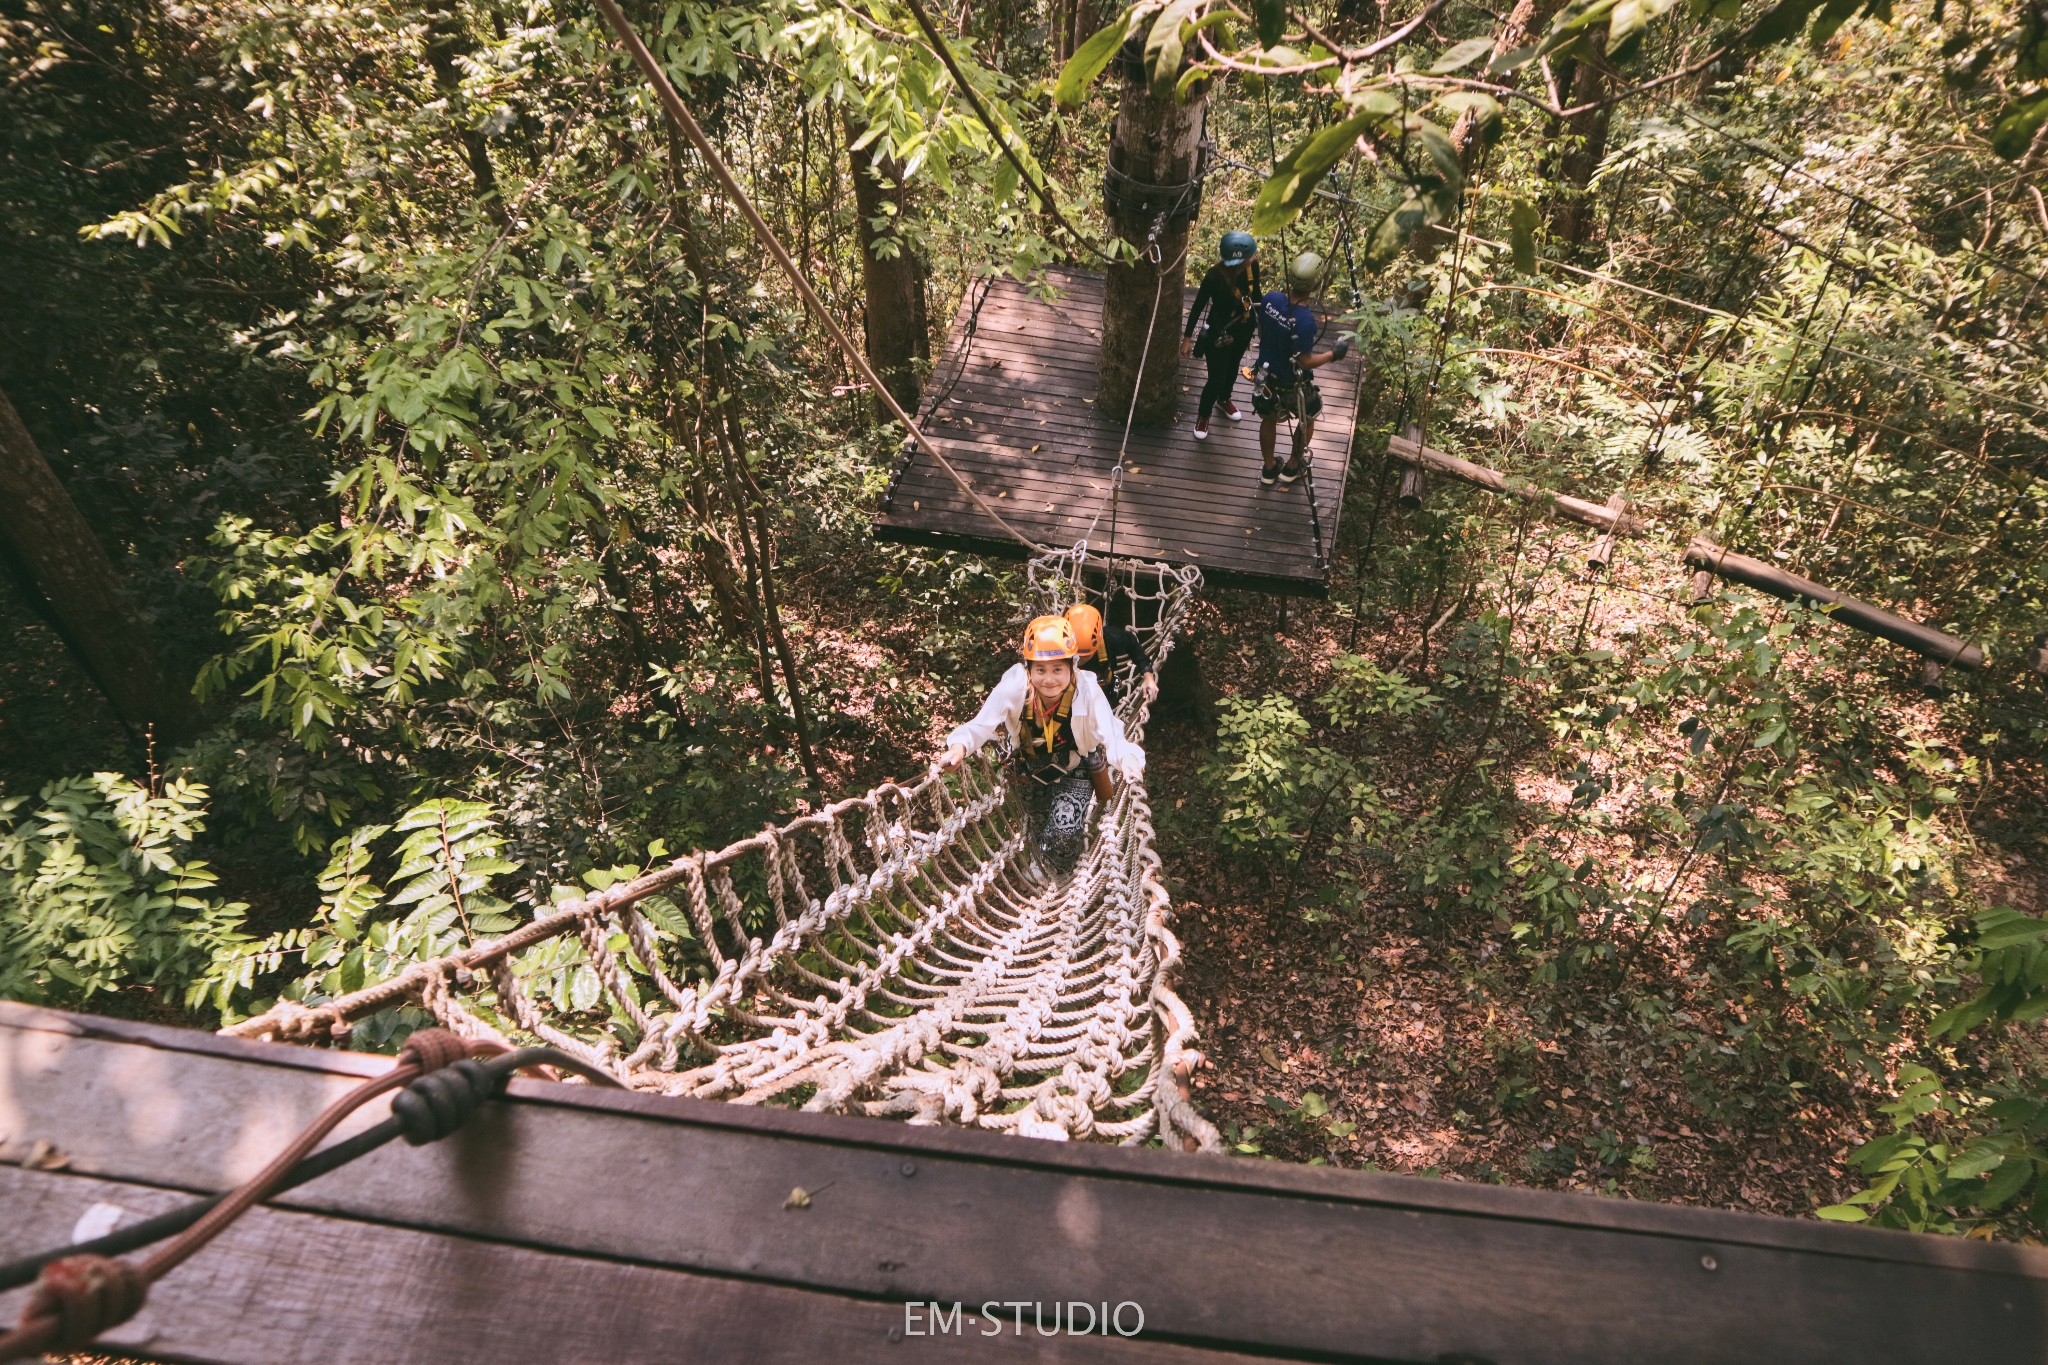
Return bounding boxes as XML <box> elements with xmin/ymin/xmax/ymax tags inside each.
<box><xmin>936</xmin><ymin>615</ymin><xmax>1145</xmax><ymax>877</ymax></box>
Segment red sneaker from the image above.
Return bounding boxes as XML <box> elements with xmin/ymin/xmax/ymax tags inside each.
<box><xmin>1223</xmin><ymin>400</ymin><xmax>1243</xmax><ymax>421</ymax></box>
<box><xmin>1193</xmin><ymin>419</ymin><xmax>1210</xmax><ymax>440</ymax></box>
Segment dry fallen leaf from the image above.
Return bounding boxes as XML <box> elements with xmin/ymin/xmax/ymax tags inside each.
<box><xmin>784</xmin><ymin>1186</ymin><xmax>812</xmax><ymax>1209</ymax></box>
<box><xmin>24</xmin><ymin>1139</ymin><xmax>69</xmax><ymax>1171</ymax></box>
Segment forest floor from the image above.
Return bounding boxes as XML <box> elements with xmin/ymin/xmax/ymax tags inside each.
<box><xmin>1137</xmin><ymin>518</ymin><xmax>2048</xmax><ymax>1218</ymax></box>
<box><xmin>9</xmin><ymin>494</ymin><xmax>2044</xmax><ymax>1223</ymax></box>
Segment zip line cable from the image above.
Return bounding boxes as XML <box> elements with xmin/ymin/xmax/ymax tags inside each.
<box><xmin>590</xmin><ymin>0</ymin><xmax>1044</xmax><ymax>552</ymax></box>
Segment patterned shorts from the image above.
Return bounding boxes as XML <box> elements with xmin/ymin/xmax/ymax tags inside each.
<box><xmin>1021</xmin><ymin>774</ymin><xmax>1095</xmax><ymax>878</ymax></box>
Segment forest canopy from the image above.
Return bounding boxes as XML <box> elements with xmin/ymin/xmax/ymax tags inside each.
<box><xmin>2</xmin><ymin>0</ymin><xmax>2046</xmax><ymax>1238</ymax></box>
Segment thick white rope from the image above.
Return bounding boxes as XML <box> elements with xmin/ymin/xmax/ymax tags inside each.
<box><xmin>231</xmin><ymin>548</ymin><xmax>1218</xmax><ymax>1151</ymax></box>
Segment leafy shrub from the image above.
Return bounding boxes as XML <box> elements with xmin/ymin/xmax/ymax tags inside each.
<box><xmin>0</xmin><ymin>775</ymin><xmax>251</xmax><ymax>1009</ymax></box>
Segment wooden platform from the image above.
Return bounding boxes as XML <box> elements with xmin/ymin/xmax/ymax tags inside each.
<box><xmin>874</xmin><ymin>267</ymin><xmax>1362</xmax><ymax>596</ymax></box>
<box><xmin>4</xmin><ymin>1004</ymin><xmax>2045</xmax><ymax>1363</ymax></box>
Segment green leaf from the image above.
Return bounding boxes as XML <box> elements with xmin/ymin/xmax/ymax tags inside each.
<box><xmin>2009</xmin><ymin>991</ymin><xmax>2048</xmax><ymax>1024</ymax></box>
<box><xmin>1608</xmin><ymin>0</ymin><xmax>1679</xmax><ymax>49</ymax></box>
<box><xmin>1145</xmin><ymin>0</ymin><xmax>1204</xmax><ymax>99</ymax></box>
<box><xmin>1815</xmin><ymin>1203</ymin><xmax>1871</xmax><ymax>1221</ymax></box>
<box><xmin>1412</xmin><ymin>122</ymin><xmax>1464</xmax><ymax>198</ymax></box>
<box><xmin>1975</xmin><ymin>1154</ymin><xmax>2035</xmax><ymax>1210</ymax></box>
<box><xmin>1746</xmin><ymin>0</ymin><xmax>1828</xmax><ymax>48</ymax></box>
<box><xmin>1929</xmin><ymin>997</ymin><xmax>1995</xmax><ymax>1039</ymax></box>
<box><xmin>1364</xmin><ymin>197</ymin><xmax>1428</xmax><ymax>270</ymax></box>
<box><xmin>1254</xmin><ymin>0</ymin><xmax>1287</xmax><ymax>47</ymax></box>
<box><xmin>1509</xmin><ymin>197</ymin><xmax>1540</xmax><ymax>274</ymax></box>
<box><xmin>1805</xmin><ymin>0</ymin><xmax>1862</xmax><ymax>47</ymax></box>
<box><xmin>1948</xmin><ymin>1142</ymin><xmax>2009</xmax><ymax>1180</ymax></box>
<box><xmin>1054</xmin><ymin>7</ymin><xmax>1135</xmax><ymax>110</ymax></box>
<box><xmin>1428</xmin><ymin>37</ymin><xmax>1495</xmax><ymax>72</ymax></box>
<box><xmin>569</xmin><ymin>963</ymin><xmax>602</xmax><ymax>1012</ymax></box>
<box><xmin>1435</xmin><ymin>91</ymin><xmax>1503</xmax><ymax>138</ymax></box>
<box><xmin>1250</xmin><ymin>110</ymin><xmax>1379</xmax><ymax>236</ymax></box>
<box><xmin>1993</xmin><ymin>93</ymin><xmax>2048</xmax><ymax>160</ymax></box>
<box><xmin>1977</xmin><ymin>909</ymin><xmax>2048</xmax><ymax>951</ymax></box>
<box><xmin>1532</xmin><ymin>0</ymin><xmax>1621</xmax><ymax>59</ymax></box>
<box><xmin>1487</xmin><ymin>42</ymin><xmax>1539</xmax><ymax>73</ymax></box>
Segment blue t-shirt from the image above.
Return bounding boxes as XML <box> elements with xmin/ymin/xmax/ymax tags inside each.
<box><xmin>1255</xmin><ymin>290</ymin><xmax>1318</xmax><ymax>380</ymax></box>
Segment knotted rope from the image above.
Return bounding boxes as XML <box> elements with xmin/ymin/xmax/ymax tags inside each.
<box><xmin>226</xmin><ymin>547</ymin><xmax>1219</xmax><ymax>1152</ymax></box>
<box><xmin>0</xmin><ymin>1032</ymin><xmax>621</xmax><ymax>1362</ymax></box>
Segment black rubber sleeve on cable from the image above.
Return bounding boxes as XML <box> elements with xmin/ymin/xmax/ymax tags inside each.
<box><xmin>0</xmin><ymin>1045</ymin><xmax>618</xmax><ymax>1291</ymax></box>
<box><xmin>0</xmin><ymin>1115</ymin><xmax>404</xmax><ymax>1291</ymax></box>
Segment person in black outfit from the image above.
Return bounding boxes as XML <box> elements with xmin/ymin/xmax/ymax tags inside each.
<box><xmin>1064</xmin><ymin>603</ymin><xmax>1157</xmax><ymax>709</ymax></box>
<box><xmin>1181</xmin><ymin>230</ymin><xmax>1262</xmax><ymax>440</ymax></box>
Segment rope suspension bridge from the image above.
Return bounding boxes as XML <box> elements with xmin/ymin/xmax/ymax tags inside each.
<box><xmin>227</xmin><ymin>545</ymin><xmax>1221</xmax><ymax>1150</ymax></box>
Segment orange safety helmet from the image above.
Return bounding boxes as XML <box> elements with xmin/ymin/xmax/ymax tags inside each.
<box><xmin>1064</xmin><ymin>603</ymin><xmax>1107</xmax><ymax>660</ymax></box>
<box><xmin>1019</xmin><ymin>615</ymin><xmax>1080</xmax><ymax>661</ymax></box>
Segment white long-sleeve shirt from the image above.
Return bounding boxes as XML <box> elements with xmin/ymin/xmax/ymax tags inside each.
<box><xmin>945</xmin><ymin>665</ymin><xmax>1144</xmax><ymax>775</ymax></box>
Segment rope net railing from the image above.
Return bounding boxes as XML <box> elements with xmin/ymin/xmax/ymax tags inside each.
<box><xmin>226</xmin><ymin>546</ymin><xmax>1220</xmax><ymax>1151</ymax></box>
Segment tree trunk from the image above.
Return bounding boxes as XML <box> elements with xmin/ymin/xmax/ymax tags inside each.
<box><xmin>845</xmin><ymin>119</ymin><xmax>930</xmax><ymax>418</ymax></box>
<box><xmin>0</xmin><ymin>386</ymin><xmax>190</xmax><ymax>738</ymax></box>
<box><xmin>1099</xmin><ymin>46</ymin><xmax>1206</xmax><ymax>428</ymax></box>
<box><xmin>1547</xmin><ymin>55</ymin><xmax>1612</xmax><ymax>249</ymax></box>
<box><xmin>423</xmin><ymin>3</ymin><xmax>501</xmax><ymax>207</ymax></box>
<box><xmin>671</xmin><ymin>213</ymin><xmax>826</xmax><ymax>795</ymax></box>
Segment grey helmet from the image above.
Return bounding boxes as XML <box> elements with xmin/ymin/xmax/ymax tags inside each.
<box><xmin>1285</xmin><ymin>252</ymin><xmax>1326</xmax><ymax>293</ymax></box>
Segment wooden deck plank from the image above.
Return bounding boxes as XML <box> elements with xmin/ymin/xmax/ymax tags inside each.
<box><xmin>0</xmin><ymin>1167</ymin><xmax>1262</xmax><ymax>1364</ymax></box>
<box><xmin>4</xmin><ymin>1004</ymin><xmax>2044</xmax><ymax>1365</ymax></box>
<box><xmin>874</xmin><ymin>267</ymin><xmax>1360</xmax><ymax>596</ymax></box>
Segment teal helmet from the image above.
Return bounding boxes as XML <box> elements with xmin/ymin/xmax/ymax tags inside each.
<box><xmin>1286</xmin><ymin>252</ymin><xmax>1326</xmax><ymax>293</ymax></box>
<box><xmin>1219</xmin><ymin>230</ymin><xmax>1257</xmax><ymax>267</ymax></box>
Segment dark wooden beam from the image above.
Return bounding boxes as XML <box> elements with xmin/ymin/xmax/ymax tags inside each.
<box><xmin>2</xmin><ymin>1166</ymin><xmax>1244</xmax><ymax>1364</ymax></box>
<box><xmin>3</xmin><ymin>1004</ymin><xmax>2044</xmax><ymax>1365</ymax></box>
<box><xmin>1683</xmin><ymin>539</ymin><xmax>1984</xmax><ymax>669</ymax></box>
<box><xmin>1387</xmin><ymin>433</ymin><xmax>1650</xmax><ymax>536</ymax></box>
<box><xmin>1587</xmin><ymin>495</ymin><xmax>1627</xmax><ymax>572</ymax></box>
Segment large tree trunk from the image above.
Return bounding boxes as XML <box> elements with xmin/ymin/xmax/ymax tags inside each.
<box><xmin>423</xmin><ymin>3</ymin><xmax>501</xmax><ymax>207</ymax></box>
<box><xmin>845</xmin><ymin>120</ymin><xmax>929</xmax><ymax>418</ymax></box>
<box><xmin>0</xmin><ymin>386</ymin><xmax>189</xmax><ymax>738</ymax></box>
<box><xmin>1099</xmin><ymin>47</ymin><xmax>1206</xmax><ymax>428</ymax></box>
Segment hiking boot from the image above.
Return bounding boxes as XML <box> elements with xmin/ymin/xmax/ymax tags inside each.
<box><xmin>1223</xmin><ymin>400</ymin><xmax>1243</xmax><ymax>421</ymax></box>
<box><xmin>1279</xmin><ymin>456</ymin><xmax>1307</xmax><ymax>485</ymax></box>
<box><xmin>1193</xmin><ymin>418</ymin><xmax>1210</xmax><ymax>440</ymax></box>
<box><xmin>1260</xmin><ymin>462</ymin><xmax>1279</xmax><ymax>487</ymax></box>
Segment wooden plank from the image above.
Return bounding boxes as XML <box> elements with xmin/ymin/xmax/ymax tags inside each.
<box><xmin>3</xmin><ymin>1003</ymin><xmax>2027</xmax><ymax>1267</ymax></box>
<box><xmin>1379</xmin><ymin>434</ymin><xmax>1987</xmax><ymax>669</ymax></box>
<box><xmin>1684</xmin><ymin>538</ymin><xmax>1985</xmax><ymax>668</ymax></box>
<box><xmin>4</xmin><ymin>1005</ymin><xmax>2045</xmax><ymax>1365</ymax></box>
<box><xmin>0</xmin><ymin>1167</ymin><xmax>1261</xmax><ymax>1364</ymax></box>
<box><xmin>876</xmin><ymin>268</ymin><xmax>1359</xmax><ymax>596</ymax></box>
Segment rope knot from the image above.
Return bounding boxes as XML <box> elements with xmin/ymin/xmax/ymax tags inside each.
<box><xmin>24</xmin><ymin>1254</ymin><xmax>147</xmax><ymax>1349</ymax></box>
<box><xmin>391</xmin><ymin>1058</ymin><xmax>499</xmax><ymax>1146</ymax></box>
<box><xmin>397</xmin><ymin>1026</ymin><xmax>470</xmax><ymax>1074</ymax></box>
